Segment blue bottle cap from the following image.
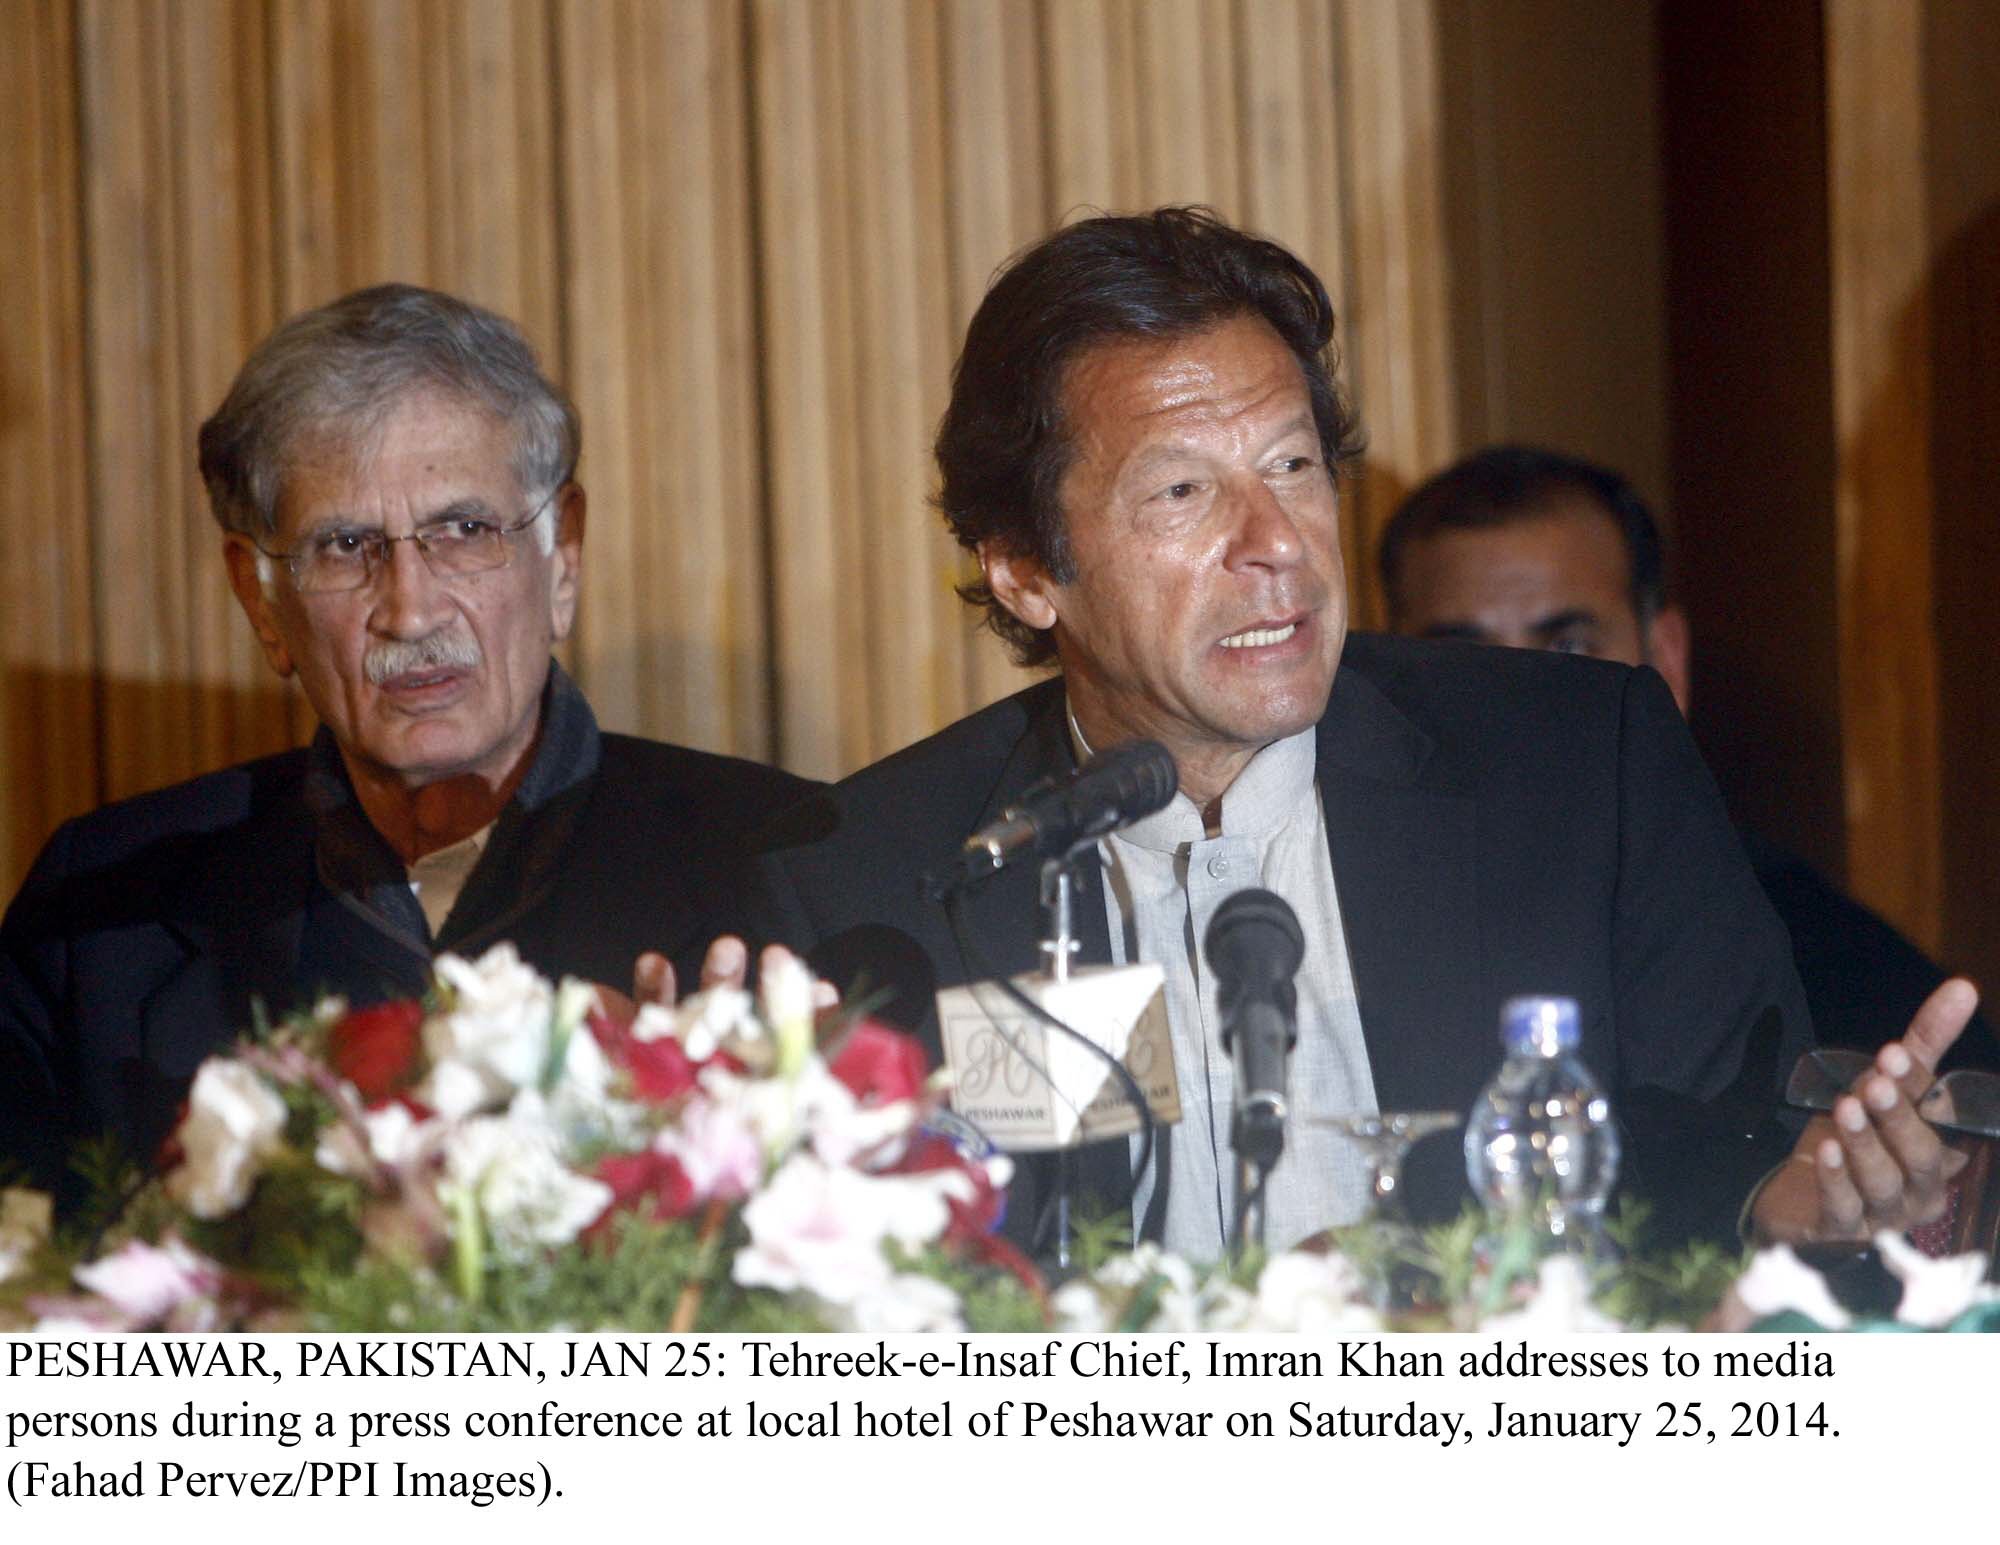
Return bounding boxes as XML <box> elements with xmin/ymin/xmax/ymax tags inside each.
<box><xmin>1500</xmin><ymin>995</ymin><xmax>1580</xmax><ymax>1055</ymax></box>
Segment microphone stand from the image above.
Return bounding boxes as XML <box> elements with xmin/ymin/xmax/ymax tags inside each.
<box><xmin>1224</xmin><ymin>999</ymin><xmax>1291</xmax><ymax>1260</ymax></box>
<box><xmin>1039</xmin><ymin>851</ymin><xmax>1084</xmax><ymax>1267</ymax></box>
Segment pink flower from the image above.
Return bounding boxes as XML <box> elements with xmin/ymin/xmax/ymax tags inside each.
<box><xmin>655</xmin><ymin>1096</ymin><xmax>763</xmax><ymax>1203</ymax></box>
<box><xmin>732</xmin><ymin>1154</ymin><xmax>973</xmax><ymax>1307</ymax></box>
<box><xmin>72</xmin><ymin>1238</ymin><xmax>225</xmax><ymax>1326</ymax></box>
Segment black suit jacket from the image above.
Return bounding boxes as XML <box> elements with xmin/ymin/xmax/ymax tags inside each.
<box><xmin>746</xmin><ymin>633</ymin><xmax>1812</xmax><ymax>1252</ymax></box>
<box><xmin>0</xmin><ymin>677</ymin><xmax>814</xmax><ymax>1200</ymax></box>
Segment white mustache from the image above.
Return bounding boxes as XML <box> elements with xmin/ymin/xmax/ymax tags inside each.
<box><xmin>364</xmin><ymin>632</ymin><xmax>482</xmax><ymax>685</ymax></box>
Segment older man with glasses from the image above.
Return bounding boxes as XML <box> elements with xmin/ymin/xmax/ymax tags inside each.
<box><xmin>0</xmin><ymin>284</ymin><xmax>810</xmax><ymax>1203</ymax></box>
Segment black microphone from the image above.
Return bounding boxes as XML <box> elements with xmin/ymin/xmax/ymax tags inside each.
<box><xmin>928</xmin><ymin>738</ymin><xmax>1178</xmax><ymax>893</ymax></box>
<box><xmin>1205</xmin><ymin>888</ymin><xmax>1304</xmax><ymax>1172</ymax></box>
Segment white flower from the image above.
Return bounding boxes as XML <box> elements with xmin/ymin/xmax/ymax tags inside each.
<box><xmin>440</xmin><ymin>1094</ymin><xmax>612</xmax><ymax>1263</ymax></box>
<box><xmin>1094</xmin><ymin>1244</ymin><xmax>1198</xmax><ymax>1295</ymax></box>
<box><xmin>0</xmin><ymin>1189</ymin><xmax>53</xmax><ymax>1284</ymax></box>
<box><xmin>834</xmin><ymin>1274</ymin><xmax>965</xmax><ymax>1333</ymax></box>
<box><xmin>72</xmin><ymin>1237</ymin><xmax>224</xmax><ymax>1326</ymax></box>
<box><xmin>164</xmin><ymin>1058</ymin><xmax>289</xmax><ymax>1218</ymax></box>
<box><xmin>733</xmin><ymin>1154</ymin><xmax>972</xmax><ymax>1306</ymax></box>
<box><xmin>655</xmin><ymin>1096</ymin><xmax>764</xmax><ymax>1202</ymax></box>
<box><xmin>1053</xmin><ymin>1246</ymin><xmax>1245</xmax><ymax>1332</ymax></box>
<box><xmin>1248</xmin><ymin>1251</ymin><xmax>1384</xmax><ymax>1332</ymax></box>
<box><xmin>1478</xmin><ymin>1255</ymin><xmax>1624</xmax><ymax>1334</ymax></box>
<box><xmin>422</xmin><ymin>944</ymin><xmax>558</xmax><ymax>1113</ymax></box>
<box><xmin>1727</xmin><ymin>1244</ymin><xmax>1854</xmax><ymax>1330</ymax></box>
<box><xmin>1875</xmin><ymin>1230</ymin><xmax>2000</xmax><ymax>1329</ymax></box>
<box><xmin>638</xmin><ymin>986</ymin><xmax>760</xmax><ymax>1062</ymax></box>
<box><xmin>1050</xmin><ymin>1279</ymin><xmax>1114</xmax><ymax>1332</ymax></box>
<box><xmin>699</xmin><ymin>1057</ymin><xmax>910</xmax><ymax>1167</ymax></box>
<box><xmin>315</xmin><ymin>1103</ymin><xmax>441</xmax><ymax>1178</ymax></box>
<box><xmin>759</xmin><ymin>948</ymin><xmax>816</xmax><ymax>1075</ymax></box>
<box><xmin>543</xmin><ymin>1017</ymin><xmax>644</xmax><ymax>1147</ymax></box>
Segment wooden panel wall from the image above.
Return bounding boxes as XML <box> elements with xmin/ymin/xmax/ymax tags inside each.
<box><xmin>0</xmin><ymin>0</ymin><xmax>1460</xmax><ymax>892</ymax></box>
<box><xmin>1825</xmin><ymin>0</ymin><xmax>1943</xmax><ymax>950</ymax></box>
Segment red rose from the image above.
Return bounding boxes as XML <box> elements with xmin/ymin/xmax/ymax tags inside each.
<box><xmin>883</xmin><ymin>1130</ymin><xmax>1036</xmax><ymax>1289</ymax></box>
<box><xmin>328</xmin><ymin>1000</ymin><xmax>426</xmax><ymax>1105</ymax></box>
<box><xmin>588</xmin><ymin>1009</ymin><xmax>699</xmax><ymax>1104</ymax></box>
<box><xmin>829</xmin><ymin>1019</ymin><xmax>930</xmax><ymax>1106</ymax></box>
<box><xmin>585</xmin><ymin>1151</ymin><xmax>698</xmax><ymax>1245</ymax></box>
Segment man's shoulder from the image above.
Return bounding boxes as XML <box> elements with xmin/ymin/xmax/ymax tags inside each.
<box><xmin>760</xmin><ymin>677</ymin><xmax>1062</xmax><ymax>854</ymax></box>
<box><xmin>29</xmin><ymin>748</ymin><xmax>314</xmax><ymax>881</ymax></box>
<box><xmin>594</xmin><ymin>732</ymin><xmax>821</xmax><ymax>832</ymax></box>
<box><xmin>1336</xmin><ymin>631</ymin><xmax>1641</xmax><ymax>769</ymax></box>
<box><xmin>1340</xmin><ymin>630</ymin><xmax>1633</xmax><ymax>723</ymax></box>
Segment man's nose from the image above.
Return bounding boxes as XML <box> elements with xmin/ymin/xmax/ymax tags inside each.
<box><xmin>1226</xmin><ymin>478</ymin><xmax>1306</xmax><ymax>570</ymax></box>
<box><xmin>368</xmin><ymin>535</ymin><xmax>454</xmax><ymax>637</ymax></box>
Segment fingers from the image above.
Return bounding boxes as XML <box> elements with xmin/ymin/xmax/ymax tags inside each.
<box><xmin>1811</xmin><ymin>1138</ymin><xmax>1866</xmax><ymax>1239</ymax></box>
<box><xmin>1901</xmin><ymin>976</ymin><xmax>1978</xmax><ymax>1077</ymax></box>
<box><xmin>632</xmin><ymin>951</ymin><xmax>675</xmax><ymax>1008</ymax></box>
<box><xmin>701</xmin><ymin>935</ymin><xmax>749</xmax><ymax>991</ymax></box>
<box><xmin>1818</xmin><ymin>1074</ymin><xmax>1964</xmax><ymax>1235</ymax></box>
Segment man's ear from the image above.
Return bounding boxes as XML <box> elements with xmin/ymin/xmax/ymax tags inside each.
<box><xmin>223</xmin><ymin>536</ymin><xmax>295</xmax><ymax>678</ymax></box>
<box><xmin>978</xmin><ymin>539</ymin><xmax>1060</xmax><ymax>634</ymax></box>
<box><xmin>1645</xmin><ymin>602</ymin><xmax>1692</xmax><ymax>716</ymax></box>
<box><xmin>549</xmin><ymin>481</ymin><xmax>586</xmax><ymax>642</ymax></box>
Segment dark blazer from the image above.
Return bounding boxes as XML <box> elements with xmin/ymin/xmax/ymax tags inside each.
<box><xmin>1744</xmin><ymin>831</ymin><xmax>1999</xmax><ymax>1074</ymax></box>
<box><xmin>746</xmin><ymin>632</ymin><xmax>1813</xmax><ymax>1252</ymax></box>
<box><xmin>0</xmin><ymin>694</ymin><xmax>814</xmax><ymax>1200</ymax></box>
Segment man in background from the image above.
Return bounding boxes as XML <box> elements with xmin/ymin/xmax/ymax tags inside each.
<box><xmin>0</xmin><ymin>284</ymin><xmax>808</xmax><ymax>1200</ymax></box>
<box><xmin>1378</xmin><ymin>443</ymin><xmax>1995</xmax><ymax>1074</ymax></box>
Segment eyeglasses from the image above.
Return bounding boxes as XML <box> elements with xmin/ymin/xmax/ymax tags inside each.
<box><xmin>257</xmin><ymin>489</ymin><xmax>558</xmax><ymax>594</ymax></box>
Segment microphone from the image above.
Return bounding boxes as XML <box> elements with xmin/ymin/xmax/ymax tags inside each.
<box><xmin>1205</xmin><ymin>888</ymin><xmax>1304</xmax><ymax>1173</ymax></box>
<box><xmin>928</xmin><ymin>738</ymin><xmax>1177</xmax><ymax>893</ymax></box>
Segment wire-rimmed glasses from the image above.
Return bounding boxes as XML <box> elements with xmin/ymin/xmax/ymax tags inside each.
<box><xmin>255</xmin><ymin>487</ymin><xmax>558</xmax><ymax>593</ymax></box>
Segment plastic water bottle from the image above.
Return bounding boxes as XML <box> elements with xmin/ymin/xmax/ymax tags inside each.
<box><xmin>1464</xmin><ymin>996</ymin><xmax>1620</xmax><ymax>1253</ymax></box>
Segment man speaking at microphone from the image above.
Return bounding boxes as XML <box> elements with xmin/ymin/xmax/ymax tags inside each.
<box><xmin>746</xmin><ymin>206</ymin><xmax>1974</xmax><ymax>1262</ymax></box>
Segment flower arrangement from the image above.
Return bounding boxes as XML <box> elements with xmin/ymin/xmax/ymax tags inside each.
<box><xmin>0</xmin><ymin>944</ymin><xmax>1033</xmax><ymax>1333</ymax></box>
<box><xmin>2</xmin><ymin>942</ymin><xmax>1994</xmax><ymax>1335</ymax></box>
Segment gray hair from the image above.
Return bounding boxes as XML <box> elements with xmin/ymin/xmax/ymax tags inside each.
<box><xmin>197</xmin><ymin>283</ymin><xmax>580</xmax><ymax>540</ymax></box>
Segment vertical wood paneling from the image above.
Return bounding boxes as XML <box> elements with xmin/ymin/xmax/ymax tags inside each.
<box><xmin>1825</xmin><ymin>0</ymin><xmax>1943</xmax><ymax>949</ymax></box>
<box><xmin>169</xmin><ymin>0</ymin><xmax>294</xmax><ymax>773</ymax></box>
<box><xmin>79</xmin><ymin>0</ymin><xmax>200</xmax><ymax>798</ymax></box>
<box><xmin>844</xmin><ymin>0</ymin><xmax>966</xmax><ymax>751</ymax></box>
<box><xmin>1335</xmin><ymin>0</ymin><xmax>1457</xmax><ymax>625</ymax></box>
<box><xmin>1132</xmin><ymin>0</ymin><xmax>1241</xmax><ymax>210</ymax></box>
<box><xmin>560</xmin><ymin>0</ymin><xmax>770</xmax><ymax>756</ymax></box>
<box><xmin>1041</xmin><ymin>0</ymin><xmax>1144</xmax><ymax>213</ymax></box>
<box><xmin>755</xmin><ymin>0</ymin><xmax>869</xmax><ymax>776</ymax></box>
<box><xmin>554</xmin><ymin>0</ymin><xmax>642</xmax><ymax>731</ymax></box>
<box><xmin>651</xmin><ymin>0</ymin><xmax>769</xmax><ymax>758</ymax></box>
<box><xmin>0</xmin><ymin>0</ymin><xmax>97</xmax><ymax>884</ymax></box>
<box><xmin>942</xmin><ymin>0</ymin><xmax>1048</xmax><ymax>710</ymax></box>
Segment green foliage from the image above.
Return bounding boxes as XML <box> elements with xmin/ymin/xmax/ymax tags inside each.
<box><xmin>186</xmin><ymin>1155</ymin><xmax>366</xmax><ymax>1288</ymax></box>
<box><xmin>1063</xmin><ymin>1209</ymin><xmax>1134</xmax><ymax>1275</ymax></box>
<box><xmin>56</xmin><ymin>1136</ymin><xmax>149</xmax><ymax>1256</ymax></box>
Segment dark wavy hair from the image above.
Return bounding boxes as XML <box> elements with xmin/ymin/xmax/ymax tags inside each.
<box><xmin>1379</xmin><ymin>444</ymin><xmax>1668</xmax><ymax>625</ymax></box>
<box><xmin>936</xmin><ymin>206</ymin><xmax>1363</xmax><ymax>667</ymax></box>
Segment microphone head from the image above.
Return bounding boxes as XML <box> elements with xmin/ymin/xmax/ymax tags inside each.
<box><xmin>1066</xmin><ymin>738</ymin><xmax>1178</xmax><ymax>836</ymax></box>
<box><xmin>1205</xmin><ymin>887</ymin><xmax>1306</xmax><ymax>989</ymax></box>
